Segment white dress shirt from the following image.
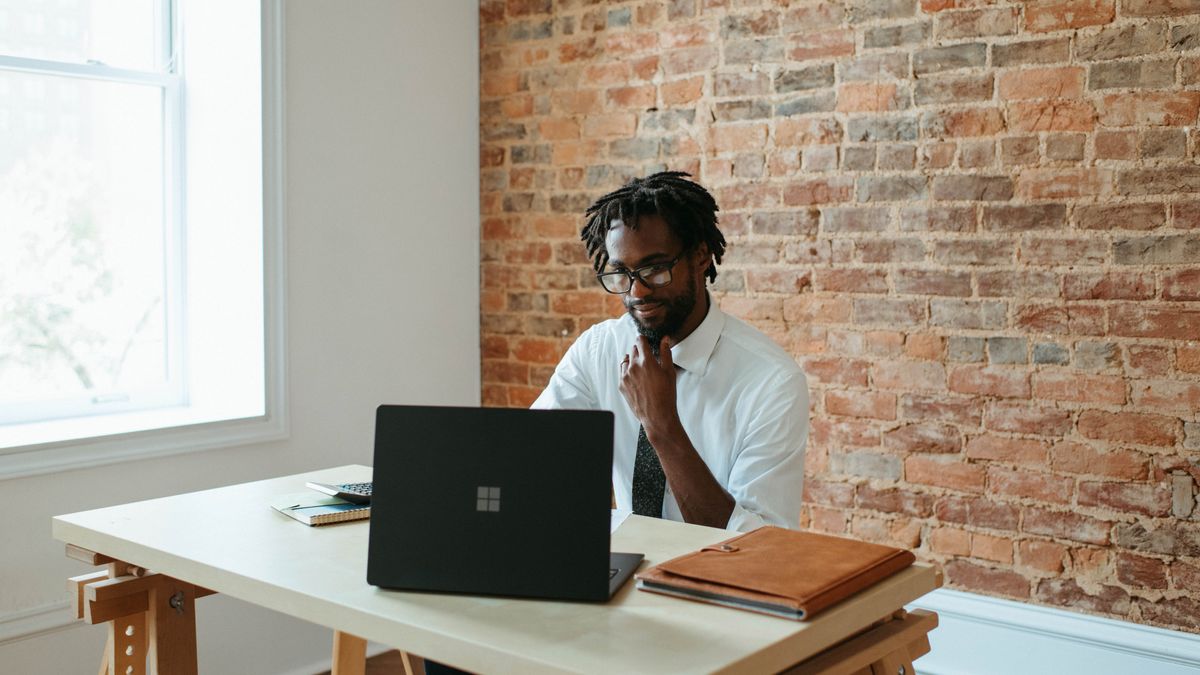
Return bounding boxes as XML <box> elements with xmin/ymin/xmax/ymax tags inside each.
<box><xmin>532</xmin><ymin>299</ymin><xmax>809</xmax><ymax>531</ymax></box>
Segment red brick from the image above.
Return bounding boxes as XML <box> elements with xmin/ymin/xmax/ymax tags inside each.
<box><xmin>988</xmin><ymin>466</ymin><xmax>1074</xmax><ymax>505</ymax></box>
<box><xmin>1163</xmin><ymin>269</ymin><xmax>1200</xmax><ymax>301</ymax></box>
<box><xmin>971</xmin><ymin>532</ymin><xmax>1016</xmax><ymax>563</ymax></box>
<box><xmin>1024</xmin><ymin>0</ymin><xmax>1116</xmax><ymax>32</ymax></box>
<box><xmin>945</xmin><ymin>560</ymin><xmax>1030</xmax><ymax>598</ymax></box>
<box><xmin>811</xmin><ymin>418</ymin><xmax>881</xmax><ymax>448</ymax></box>
<box><xmin>783</xmin><ymin>177</ymin><xmax>855</xmax><ymax>206</ymax></box>
<box><xmin>984</xmin><ymin>402</ymin><xmax>1073</xmax><ymax>436</ymax></box>
<box><xmin>930</xmin><ymin>527</ymin><xmax>971</xmax><ymax>556</ymax></box>
<box><xmin>906</xmin><ymin>334</ymin><xmax>945</xmax><ymax>360</ymax></box>
<box><xmin>1019</xmin><ymin>539</ymin><xmax>1067</xmax><ymax>573</ymax></box>
<box><xmin>905</xmin><ymin>456</ymin><xmax>986</xmax><ymax>492</ymax></box>
<box><xmin>776</xmin><ymin>117</ymin><xmax>843</xmax><ymax>146</ymax></box>
<box><xmin>856</xmin><ymin>485</ymin><xmax>935</xmax><ymax>518</ymax></box>
<box><xmin>607</xmin><ymin>84</ymin><xmax>655</xmax><ymax>109</ymax></box>
<box><xmin>804</xmin><ymin>478</ymin><xmax>856</xmax><ymax>508</ymax></box>
<box><xmin>1117</xmin><ymin>553</ymin><xmax>1168</xmax><ymax>589</ymax></box>
<box><xmin>936</xmin><ymin>496</ymin><xmax>1020</xmax><ymax>530</ymax></box>
<box><xmin>788</xmin><ymin>30</ymin><xmax>855</xmax><ymax>61</ymax></box>
<box><xmin>885</xmin><ymin>423</ymin><xmax>962</xmax><ymax>454</ymax></box>
<box><xmin>1131</xmin><ymin>380</ymin><xmax>1200</xmax><ymax>412</ymax></box>
<box><xmin>1179</xmin><ymin>345</ymin><xmax>1200</xmax><ymax>374</ymax></box>
<box><xmin>481</xmin><ymin>383</ymin><xmax>508</xmax><ymax>406</ymax></box>
<box><xmin>746</xmin><ymin>269</ymin><xmax>813</xmax><ymax>293</ymax></box>
<box><xmin>1079</xmin><ymin>481</ymin><xmax>1172</xmax><ymax>517</ymax></box>
<box><xmin>1095</xmin><ymin>130</ymin><xmax>1137</xmax><ymax>159</ymax></box>
<box><xmin>1008</xmin><ymin>100</ymin><xmax>1096</xmax><ymax>132</ymax></box>
<box><xmin>873</xmin><ymin>361</ymin><xmax>947</xmax><ymax>392</ymax></box>
<box><xmin>1050</xmin><ymin>442</ymin><xmax>1150</xmax><ymax>480</ymax></box>
<box><xmin>949</xmin><ymin>365</ymin><xmax>1032</xmax><ymax>398</ymax></box>
<box><xmin>1013</xmin><ymin>304</ymin><xmax>1106</xmax><ymax>335</ymax></box>
<box><xmin>826</xmin><ymin>390</ymin><xmax>897</xmax><ymax>420</ymax></box>
<box><xmin>1032</xmin><ymin>371</ymin><xmax>1127</xmax><ymax>405</ymax></box>
<box><xmin>923</xmin><ymin>107</ymin><xmax>1006</xmax><ymax>137</ymax></box>
<box><xmin>900</xmin><ymin>393</ymin><xmax>984</xmax><ymax>426</ymax></box>
<box><xmin>807</xmin><ymin>506</ymin><xmax>848</xmax><ymax>534</ymax></box>
<box><xmin>1126</xmin><ymin>345</ymin><xmax>1171</xmax><ymax>377</ymax></box>
<box><xmin>1023</xmin><ymin>506</ymin><xmax>1112</xmax><ymax>545</ymax></box>
<box><xmin>998</xmin><ymin>67</ymin><xmax>1085</xmax><ymax>100</ymax></box>
<box><xmin>660</xmin><ymin>22</ymin><xmax>712</xmax><ymax>49</ymax></box>
<box><xmin>1077</xmin><ymin>410</ymin><xmax>1178</xmax><ymax>447</ymax></box>
<box><xmin>1098</xmin><ymin>92</ymin><xmax>1200</xmax><ymax>127</ymax></box>
<box><xmin>662</xmin><ymin>76</ymin><xmax>705</xmax><ymax>105</ymax></box>
<box><xmin>894</xmin><ymin>270</ymin><xmax>973</xmax><ymax>297</ymax></box>
<box><xmin>1064</xmin><ymin>272</ymin><xmax>1156</xmax><ymax>301</ymax></box>
<box><xmin>605</xmin><ymin>31</ymin><xmax>658</xmax><ymax>54</ymax></box>
<box><xmin>716</xmin><ymin>183</ymin><xmax>782</xmax><ymax>209</ymax></box>
<box><xmin>1015</xmin><ymin>168</ymin><xmax>1112</xmax><ymax>200</ymax></box>
<box><xmin>1036</xmin><ymin>578</ymin><xmax>1130</xmax><ymax>615</ymax></box>
<box><xmin>539</xmin><ymin>117</ymin><xmax>580</xmax><ymax>141</ymax></box>
<box><xmin>661</xmin><ymin>46</ymin><xmax>718</xmax><ymax>76</ymax></box>
<box><xmin>837</xmin><ymin>83</ymin><xmax>906</xmax><ymax>113</ymax></box>
<box><xmin>1123</xmin><ymin>0</ymin><xmax>1200</xmax><ymax>17</ymax></box>
<box><xmin>966</xmin><ymin>435</ymin><xmax>1050</xmax><ymax>465</ymax></box>
<box><xmin>852</xmin><ymin>298</ymin><xmax>927</xmax><ymax>327</ymax></box>
<box><xmin>784</xmin><ymin>296</ymin><xmax>853</xmax><ymax>324</ymax></box>
<box><xmin>710</xmin><ymin>123</ymin><xmax>771</xmax><ymax>154</ymax></box>
<box><xmin>511</xmin><ymin>338</ymin><xmax>561</xmax><ymax>365</ymax></box>
<box><xmin>815</xmin><ymin>269</ymin><xmax>889</xmax><ymax>294</ymax></box>
<box><xmin>803</xmin><ymin>357</ymin><xmax>870</xmax><ymax>387</ymax></box>
<box><xmin>582</xmin><ymin>113</ymin><xmax>637</xmax><ymax>137</ymax></box>
<box><xmin>1109</xmin><ymin>305</ymin><xmax>1200</xmax><ymax>340</ymax></box>
<box><xmin>482</xmin><ymin>359</ymin><xmax>529</xmax><ymax>385</ymax></box>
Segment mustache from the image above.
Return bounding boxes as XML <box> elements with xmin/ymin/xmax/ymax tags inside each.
<box><xmin>625</xmin><ymin>298</ymin><xmax>663</xmax><ymax>308</ymax></box>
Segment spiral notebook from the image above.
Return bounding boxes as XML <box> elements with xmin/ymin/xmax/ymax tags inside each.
<box><xmin>270</xmin><ymin>492</ymin><xmax>371</xmax><ymax>526</ymax></box>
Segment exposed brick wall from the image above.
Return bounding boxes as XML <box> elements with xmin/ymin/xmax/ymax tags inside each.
<box><xmin>479</xmin><ymin>0</ymin><xmax>1200</xmax><ymax>633</ymax></box>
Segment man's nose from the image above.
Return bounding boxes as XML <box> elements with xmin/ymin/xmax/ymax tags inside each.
<box><xmin>628</xmin><ymin>275</ymin><xmax>654</xmax><ymax>299</ymax></box>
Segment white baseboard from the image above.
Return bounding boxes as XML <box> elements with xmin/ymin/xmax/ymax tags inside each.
<box><xmin>910</xmin><ymin>589</ymin><xmax>1200</xmax><ymax>675</ymax></box>
<box><xmin>0</xmin><ymin>602</ymin><xmax>77</xmax><ymax>645</ymax></box>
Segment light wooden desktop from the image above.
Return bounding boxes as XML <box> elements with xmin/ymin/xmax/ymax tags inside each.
<box><xmin>53</xmin><ymin>465</ymin><xmax>941</xmax><ymax>675</ymax></box>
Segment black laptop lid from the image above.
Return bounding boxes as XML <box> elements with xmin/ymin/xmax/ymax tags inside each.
<box><xmin>367</xmin><ymin>405</ymin><xmax>615</xmax><ymax>601</ymax></box>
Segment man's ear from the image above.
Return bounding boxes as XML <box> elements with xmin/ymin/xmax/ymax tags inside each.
<box><xmin>693</xmin><ymin>243</ymin><xmax>712</xmax><ymax>275</ymax></box>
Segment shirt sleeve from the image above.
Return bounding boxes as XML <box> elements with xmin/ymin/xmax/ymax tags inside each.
<box><xmin>531</xmin><ymin>327</ymin><xmax>600</xmax><ymax>411</ymax></box>
<box><xmin>724</xmin><ymin>369</ymin><xmax>810</xmax><ymax>532</ymax></box>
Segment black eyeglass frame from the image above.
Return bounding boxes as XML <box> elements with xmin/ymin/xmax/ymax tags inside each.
<box><xmin>595</xmin><ymin>251</ymin><xmax>687</xmax><ymax>294</ymax></box>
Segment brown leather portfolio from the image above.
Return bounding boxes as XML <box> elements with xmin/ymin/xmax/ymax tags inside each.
<box><xmin>635</xmin><ymin>526</ymin><xmax>916</xmax><ymax>620</ymax></box>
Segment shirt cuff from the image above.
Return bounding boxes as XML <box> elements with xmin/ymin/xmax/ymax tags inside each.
<box><xmin>725</xmin><ymin>502</ymin><xmax>770</xmax><ymax>532</ymax></box>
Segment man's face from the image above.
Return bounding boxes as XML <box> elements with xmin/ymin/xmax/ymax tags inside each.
<box><xmin>603</xmin><ymin>214</ymin><xmax>709</xmax><ymax>345</ymax></box>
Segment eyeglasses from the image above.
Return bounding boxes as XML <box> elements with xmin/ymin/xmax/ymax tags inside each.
<box><xmin>596</xmin><ymin>252</ymin><xmax>685</xmax><ymax>294</ymax></box>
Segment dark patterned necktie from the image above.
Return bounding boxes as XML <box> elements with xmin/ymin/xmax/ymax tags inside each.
<box><xmin>632</xmin><ymin>425</ymin><xmax>666</xmax><ymax>518</ymax></box>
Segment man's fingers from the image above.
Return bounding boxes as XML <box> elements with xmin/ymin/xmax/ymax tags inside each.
<box><xmin>659</xmin><ymin>337</ymin><xmax>673</xmax><ymax>369</ymax></box>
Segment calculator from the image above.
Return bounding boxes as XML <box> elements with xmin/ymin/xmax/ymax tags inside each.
<box><xmin>305</xmin><ymin>481</ymin><xmax>372</xmax><ymax>505</ymax></box>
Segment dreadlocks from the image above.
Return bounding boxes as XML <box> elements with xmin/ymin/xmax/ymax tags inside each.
<box><xmin>580</xmin><ymin>171</ymin><xmax>725</xmax><ymax>284</ymax></box>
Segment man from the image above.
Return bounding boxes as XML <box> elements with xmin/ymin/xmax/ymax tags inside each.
<box><xmin>533</xmin><ymin>171</ymin><xmax>809</xmax><ymax>531</ymax></box>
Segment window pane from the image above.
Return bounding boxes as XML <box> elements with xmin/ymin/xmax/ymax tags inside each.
<box><xmin>0</xmin><ymin>69</ymin><xmax>172</xmax><ymax>422</ymax></box>
<box><xmin>0</xmin><ymin>0</ymin><xmax>164</xmax><ymax>72</ymax></box>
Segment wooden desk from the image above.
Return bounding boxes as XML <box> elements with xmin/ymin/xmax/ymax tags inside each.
<box><xmin>53</xmin><ymin>465</ymin><xmax>940</xmax><ymax>674</ymax></box>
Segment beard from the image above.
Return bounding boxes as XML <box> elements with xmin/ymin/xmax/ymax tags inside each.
<box><xmin>626</xmin><ymin>273</ymin><xmax>698</xmax><ymax>357</ymax></box>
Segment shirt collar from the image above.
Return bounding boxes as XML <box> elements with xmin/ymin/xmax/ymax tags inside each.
<box><xmin>670</xmin><ymin>295</ymin><xmax>724</xmax><ymax>376</ymax></box>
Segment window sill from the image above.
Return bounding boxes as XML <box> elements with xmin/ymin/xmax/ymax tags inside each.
<box><xmin>0</xmin><ymin>408</ymin><xmax>288</xmax><ymax>480</ymax></box>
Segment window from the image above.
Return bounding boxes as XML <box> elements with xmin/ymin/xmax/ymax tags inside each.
<box><xmin>0</xmin><ymin>0</ymin><xmax>286</xmax><ymax>477</ymax></box>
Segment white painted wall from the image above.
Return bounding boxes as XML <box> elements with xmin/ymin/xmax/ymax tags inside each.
<box><xmin>0</xmin><ymin>3</ymin><xmax>480</xmax><ymax>674</ymax></box>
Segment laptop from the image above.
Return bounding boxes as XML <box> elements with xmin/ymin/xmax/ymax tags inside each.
<box><xmin>367</xmin><ymin>404</ymin><xmax>644</xmax><ymax>602</ymax></box>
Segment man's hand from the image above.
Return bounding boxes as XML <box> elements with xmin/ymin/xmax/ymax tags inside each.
<box><xmin>618</xmin><ymin>335</ymin><xmax>682</xmax><ymax>442</ymax></box>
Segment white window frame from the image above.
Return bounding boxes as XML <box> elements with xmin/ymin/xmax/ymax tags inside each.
<box><xmin>0</xmin><ymin>51</ymin><xmax>187</xmax><ymax>427</ymax></box>
<box><xmin>0</xmin><ymin>0</ymin><xmax>288</xmax><ymax>479</ymax></box>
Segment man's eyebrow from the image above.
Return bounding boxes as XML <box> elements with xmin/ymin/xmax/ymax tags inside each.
<box><xmin>608</xmin><ymin>252</ymin><xmax>674</xmax><ymax>269</ymax></box>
